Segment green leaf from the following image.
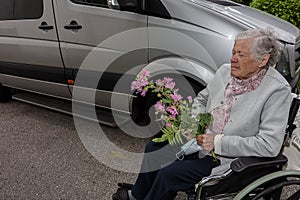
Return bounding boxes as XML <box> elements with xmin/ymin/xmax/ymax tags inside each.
<box><xmin>250</xmin><ymin>0</ymin><xmax>300</xmax><ymax>28</ymax></box>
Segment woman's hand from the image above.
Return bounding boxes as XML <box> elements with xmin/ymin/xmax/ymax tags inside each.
<box><xmin>197</xmin><ymin>134</ymin><xmax>215</xmax><ymax>151</ymax></box>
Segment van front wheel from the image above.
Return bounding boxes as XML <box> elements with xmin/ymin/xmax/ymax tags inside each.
<box><xmin>0</xmin><ymin>84</ymin><xmax>12</xmax><ymax>102</ymax></box>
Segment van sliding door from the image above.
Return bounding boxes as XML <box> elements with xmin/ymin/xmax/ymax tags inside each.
<box><xmin>0</xmin><ymin>0</ymin><xmax>70</xmax><ymax>99</ymax></box>
<box><xmin>53</xmin><ymin>0</ymin><xmax>148</xmax><ymax>112</ymax></box>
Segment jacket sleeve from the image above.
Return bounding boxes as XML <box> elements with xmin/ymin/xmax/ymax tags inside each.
<box><xmin>191</xmin><ymin>64</ymin><xmax>229</xmax><ymax>117</ymax></box>
<box><xmin>220</xmin><ymin>85</ymin><xmax>292</xmax><ymax>157</ymax></box>
<box><xmin>191</xmin><ymin>86</ymin><xmax>209</xmax><ymax>117</ymax></box>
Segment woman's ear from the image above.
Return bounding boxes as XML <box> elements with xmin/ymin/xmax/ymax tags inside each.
<box><xmin>259</xmin><ymin>54</ymin><xmax>270</xmax><ymax>68</ymax></box>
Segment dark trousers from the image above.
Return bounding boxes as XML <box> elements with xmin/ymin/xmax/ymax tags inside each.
<box><xmin>131</xmin><ymin>141</ymin><xmax>219</xmax><ymax>200</ymax></box>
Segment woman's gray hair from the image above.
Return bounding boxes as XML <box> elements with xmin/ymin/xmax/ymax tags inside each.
<box><xmin>235</xmin><ymin>29</ymin><xmax>281</xmax><ymax>67</ymax></box>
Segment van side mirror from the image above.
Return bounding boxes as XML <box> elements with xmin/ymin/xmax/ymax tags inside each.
<box><xmin>107</xmin><ymin>0</ymin><xmax>138</xmax><ymax>11</ymax></box>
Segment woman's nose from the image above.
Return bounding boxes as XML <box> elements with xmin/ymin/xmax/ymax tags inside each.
<box><xmin>231</xmin><ymin>54</ymin><xmax>238</xmax><ymax>62</ymax></box>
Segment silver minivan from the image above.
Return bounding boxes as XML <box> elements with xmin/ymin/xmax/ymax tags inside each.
<box><xmin>0</xmin><ymin>0</ymin><xmax>299</xmax><ymax>125</ymax></box>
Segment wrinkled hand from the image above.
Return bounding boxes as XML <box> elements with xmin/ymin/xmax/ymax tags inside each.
<box><xmin>196</xmin><ymin>134</ymin><xmax>215</xmax><ymax>151</ymax></box>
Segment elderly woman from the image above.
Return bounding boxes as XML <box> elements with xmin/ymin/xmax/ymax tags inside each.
<box><xmin>113</xmin><ymin>29</ymin><xmax>291</xmax><ymax>200</ymax></box>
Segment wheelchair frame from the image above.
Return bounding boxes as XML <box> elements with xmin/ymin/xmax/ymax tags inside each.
<box><xmin>186</xmin><ymin>94</ymin><xmax>300</xmax><ymax>200</ymax></box>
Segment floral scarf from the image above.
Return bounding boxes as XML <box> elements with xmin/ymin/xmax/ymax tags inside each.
<box><xmin>206</xmin><ymin>68</ymin><xmax>267</xmax><ymax>135</ymax></box>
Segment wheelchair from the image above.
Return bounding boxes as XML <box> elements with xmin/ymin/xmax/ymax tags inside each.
<box><xmin>185</xmin><ymin>95</ymin><xmax>300</xmax><ymax>200</ymax></box>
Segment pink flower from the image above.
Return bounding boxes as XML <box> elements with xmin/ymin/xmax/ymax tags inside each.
<box><xmin>131</xmin><ymin>69</ymin><xmax>150</xmax><ymax>92</ymax></box>
<box><xmin>154</xmin><ymin>101</ymin><xmax>165</xmax><ymax>111</ymax></box>
<box><xmin>165</xmin><ymin>82</ymin><xmax>175</xmax><ymax>90</ymax></box>
<box><xmin>164</xmin><ymin>77</ymin><xmax>173</xmax><ymax>83</ymax></box>
<box><xmin>140</xmin><ymin>78</ymin><xmax>149</xmax><ymax>87</ymax></box>
<box><xmin>171</xmin><ymin>93</ymin><xmax>183</xmax><ymax>101</ymax></box>
<box><xmin>141</xmin><ymin>69</ymin><xmax>150</xmax><ymax>77</ymax></box>
<box><xmin>155</xmin><ymin>79</ymin><xmax>163</xmax><ymax>86</ymax></box>
<box><xmin>166</xmin><ymin>107</ymin><xmax>178</xmax><ymax>116</ymax></box>
<box><xmin>131</xmin><ymin>78</ymin><xmax>149</xmax><ymax>92</ymax></box>
<box><xmin>169</xmin><ymin>115</ymin><xmax>176</xmax><ymax>119</ymax></box>
<box><xmin>131</xmin><ymin>80</ymin><xmax>138</xmax><ymax>91</ymax></box>
<box><xmin>130</xmin><ymin>71</ymin><xmax>213</xmax><ymax>147</ymax></box>
<box><xmin>141</xmin><ymin>89</ymin><xmax>147</xmax><ymax>97</ymax></box>
<box><xmin>166</xmin><ymin>122</ymin><xmax>173</xmax><ymax>127</ymax></box>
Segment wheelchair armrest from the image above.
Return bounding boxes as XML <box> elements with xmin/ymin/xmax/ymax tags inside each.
<box><xmin>230</xmin><ymin>154</ymin><xmax>288</xmax><ymax>173</ymax></box>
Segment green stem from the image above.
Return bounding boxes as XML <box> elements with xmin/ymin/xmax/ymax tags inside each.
<box><xmin>211</xmin><ymin>151</ymin><xmax>218</xmax><ymax>162</ymax></box>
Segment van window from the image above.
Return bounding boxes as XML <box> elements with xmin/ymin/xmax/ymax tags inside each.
<box><xmin>0</xmin><ymin>0</ymin><xmax>43</xmax><ymax>21</ymax></box>
<box><xmin>71</xmin><ymin>0</ymin><xmax>108</xmax><ymax>7</ymax></box>
<box><xmin>14</xmin><ymin>0</ymin><xmax>43</xmax><ymax>20</ymax></box>
<box><xmin>0</xmin><ymin>0</ymin><xmax>14</xmax><ymax>20</ymax></box>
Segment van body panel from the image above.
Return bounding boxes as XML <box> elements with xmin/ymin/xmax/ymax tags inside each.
<box><xmin>0</xmin><ymin>0</ymin><xmax>70</xmax><ymax>99</ymax></box>
<box><xmin>0</xmin><ymin>37</ymin><xmax>63</xmax><ymax>68</ymax></box>
<box><xmin>147</xmin><ymin>16</ymin><xmax>234</xmax><ymax>73</ymax></box>
<box><xmin>0</xmin><ymin>0</ymin><xmax>63</xmax><ymax>68</ymax></box>
<box><xmin>0</xmin><ymin>74</ymin><xmax>71</xmax><ymax>100</ymax></box>
<box><xmin>160</xmin><ymin>0</ymin><xmax>252</xmax><ymax>36</ymax></box>
<box><xmin>162</xmin><ymin>0</ymin><xmax>299</xmax><ymax>43</ymax></box>
<box><xmin>53</xmin><ymin>0</ymin><xmax>148</xmax><ymax>70</ymax></box>
<box><xmin>70</xmin><ymin>85</ymin><xmax>132</xmax><ymax>113</ymax></box>
<box><xmin>52</xmin><ymin>0</ymin><xmax>148</xmax><ymax>110</ymax></box>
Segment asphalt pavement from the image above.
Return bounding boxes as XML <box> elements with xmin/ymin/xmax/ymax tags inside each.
<box><xmin>0</xmin><ymin>100</ymin><xmax>299</xmax><ymax>200</ymax></box>
<box><xmin>0</xmin><ymin>100</ymin><xmax>150</xmax><ymax>200</ymax></box>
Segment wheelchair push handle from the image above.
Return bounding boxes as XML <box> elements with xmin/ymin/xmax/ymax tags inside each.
<box><xmin>286</xmin><ymin>93</ymin><xmax>300</xmax><ymax>137</ymax></box>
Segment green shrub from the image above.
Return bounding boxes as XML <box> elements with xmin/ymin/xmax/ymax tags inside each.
<box><xmin>250</xmin><ymin>0</ymin><xmax>300</xmax><ymax>29</ymax></box>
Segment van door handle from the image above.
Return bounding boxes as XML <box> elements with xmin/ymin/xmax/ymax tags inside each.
<box><xmin>64</xmin><ymin>20</ymin><xmax>83</xmax><ymax>30</ymax></box>
<box><xmin>38</xmin><ymin>21</ymin><xmax>54</xmax><ymax>30</ymax></box>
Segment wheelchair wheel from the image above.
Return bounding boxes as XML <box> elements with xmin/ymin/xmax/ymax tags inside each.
<box><xmin>233</xmin><ymin>170</ymin><xmax>300</xmax><ymax>200</ymax></box>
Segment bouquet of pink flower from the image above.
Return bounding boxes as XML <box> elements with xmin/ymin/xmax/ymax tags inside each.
<box><xmin>131</xmin><ymin>69</ymin><xmax>212</xmax><ymax>145</ymax></box>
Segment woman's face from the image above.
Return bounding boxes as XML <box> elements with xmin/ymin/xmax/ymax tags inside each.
<box><xmin>231</xmin><ymin>38</ymin><xmax>269</xmax><ymax>79</ymax></box>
